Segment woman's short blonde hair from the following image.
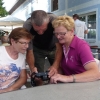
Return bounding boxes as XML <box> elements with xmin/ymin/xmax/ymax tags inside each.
<box><xmin>52</xmin><ymin>15</ymin><xmax>75</xmax><ymax>31</ymax></box>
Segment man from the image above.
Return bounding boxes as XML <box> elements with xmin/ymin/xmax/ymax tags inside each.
<box><xmin>23</xmin><ymin>10</ymin><xmax>62</xmax><ymax>77</ymax></box>
<box><xmin>73</xmin><ymin>14</ymin><xmax>88</xmax><ymax>39</ymax></box>
<box><xmin>1</xmin><ymin>35</ymin><xmax>10</xmax><ymax>46</ymax></box>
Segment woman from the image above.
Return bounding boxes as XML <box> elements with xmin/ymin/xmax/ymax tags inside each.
<box><xmin>0</xmin><ymin>27</ymin><xmax>33</xmax><ymax>93</ymax></box>
<box><xmin>51</xmin><ymin>15</ymin><xmax>100</xmax><ymax>83</ymax></box>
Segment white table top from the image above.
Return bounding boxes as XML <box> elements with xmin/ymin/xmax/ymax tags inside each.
<box><xmin>0</xmin><ymin>80</ymin><xmax>100</xmax><ymax>100</ymax></box>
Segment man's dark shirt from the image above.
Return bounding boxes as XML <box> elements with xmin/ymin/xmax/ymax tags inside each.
<box><xmin>30</xmin><ymin>22</ymin><xmax>57</xmax><ymax>50</ymax></box>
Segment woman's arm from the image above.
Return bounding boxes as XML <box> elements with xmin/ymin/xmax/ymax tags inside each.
<box><xmin>0</xmin><ymin>69</ymin><xmax>27</xmax><ymax>94</ymax></box>
<box><xmin>50</xmin><ymin>61</ymin><xmax>100</xmax><ymax>83</ymax></box>
<box><xmin>73</xmin><ymin>61</ymin><xmax>100</xmax><ymax>82</ymax></box>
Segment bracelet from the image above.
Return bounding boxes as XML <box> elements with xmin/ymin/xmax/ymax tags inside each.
<box><xmin>72</xmin><ymin>74</ymin><xmax>75</xmax><ymax>83</ymax></box>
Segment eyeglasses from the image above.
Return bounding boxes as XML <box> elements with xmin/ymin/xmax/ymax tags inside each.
<box><xmin>17</xmin><ymin>41</ymin><xmax>30</xmax><ymax>45</ymax></box>
<box><xmin>53</xmin><ymin>32</ymin><xmax>67</xmax><ymax>36</ymax></box>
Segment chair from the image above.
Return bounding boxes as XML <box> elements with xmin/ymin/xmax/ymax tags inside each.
<box><xmin>90</xmin><ymin>46</ymin><xmax>99</xmax><ymax>59</ymax></box>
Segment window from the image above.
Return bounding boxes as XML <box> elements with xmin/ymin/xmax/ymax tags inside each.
<box><xmin>51</xmin><ymin>0</ymin><xmax>58</xmax><ymax>11</ymax></box>
<box><xmin>87</xmin><ymin>14</ymin><xmax>96</xmax><ymax>39</ymax></box>
<box><xmin>79</xmin><ymin>12</ymin><xmax>96</xmax><ymax>39</ymax></box>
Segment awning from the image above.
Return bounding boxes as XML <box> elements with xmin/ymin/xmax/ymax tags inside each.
<box><xmin>0</xmin><ymin>15</ymin><xmax>24</xmax><ymax>26</ymax></box>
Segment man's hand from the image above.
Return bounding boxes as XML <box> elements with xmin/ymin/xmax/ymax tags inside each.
<box><xmin>31</xmin><ymin>67</ymin><xmax>38</xmax><ymax>74</ymax></box>
<box><xmin>48</xmin><ymin>43</ymin><xmax>62</xmax><ymax>78</ymax></box>
<box><xmin>48</xmin><ymin>66</ymin><xmax>58</xmax><ymax>78</ymax></box>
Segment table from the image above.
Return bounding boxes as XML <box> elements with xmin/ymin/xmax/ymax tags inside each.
<box><xmin>90</xmin><ymin>46</ymin><xmax>100</xmax><ymax>52</ymax></box>
<box><xmin>0</xmin><ymin>81</ymin><xmax>100</xmax><ymax>100</ymax></box>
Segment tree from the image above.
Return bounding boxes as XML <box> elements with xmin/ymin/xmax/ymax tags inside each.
<box><xmin>0</xmin><ymin>0</ymin><xmax>8</xmax><ymax>17</ymax></box>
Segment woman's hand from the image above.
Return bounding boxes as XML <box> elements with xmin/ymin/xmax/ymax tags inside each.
<box><xmin>50</xmin><ymin>74</ymin><xmax>72</xmax><ymax>84</ymax></box>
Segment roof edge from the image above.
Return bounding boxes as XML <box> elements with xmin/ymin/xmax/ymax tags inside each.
<box><xmin>9</xmin><ymin>0</ymin><xmax>26</xmax><ymax>14</ymax></box>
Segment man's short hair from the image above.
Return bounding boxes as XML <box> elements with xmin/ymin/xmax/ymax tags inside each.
<box><xmin>31</xmin><ymin>10</ymin><xmax>49</xmax><ymax>26</ymax></box>
<box><xmin>73</xmin><ymin>14</ymin><xmax>79</xmax><ymax>19</ymax></box>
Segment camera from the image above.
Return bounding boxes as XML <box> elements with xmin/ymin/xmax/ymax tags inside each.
<box><xmin>31</xmin><ymin>71</ymin><xmax>50</xmax><ymax>87</ymax></box>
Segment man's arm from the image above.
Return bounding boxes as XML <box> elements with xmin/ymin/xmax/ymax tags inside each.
<box><xmin>23</xmin><ymin>19</ymin><xmax>37</xmax><ymax>73</ymax></box>
<box><xmin>84</xmin><ymin>23</ymin><xmax>88</xmax><ymax>34</ymax></box>
<box><xmin>0</xmin><ymin>69</ymin><xmax>27</xmax><ymax>94</ymax></box>
<box><xmin>84</xmin><ymin>30</ymin><xmax>88</xmax><ymax>34</ymax></box>
<box><xmin>26</xmin><ymin>49</ymin><xmax>37</xmax><ymax>73</ymax></box>
<box><xmin>52</xmin><ymin>43</ymin><xmax>63</xmax><ymax>68</ymax></box>
<box><xmin>23</xmin><ymin>18</ymin><xmax>32</xmax><ymax>31</ymax></box>
<box><xmin>49</xmin><ymin>43</ymin><xmax>63</xmax><ymax>77</ymax></box>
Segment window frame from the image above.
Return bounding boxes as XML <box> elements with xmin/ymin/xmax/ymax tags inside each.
<box><xmin>79</xmin><ymin>11</ymin><xmax>96</xmax><ymax>40</ymax></box>
<box><xmin>51</xmin><ymin>0</ymin><xmax>58</xmax><ymax>12</ymax></box>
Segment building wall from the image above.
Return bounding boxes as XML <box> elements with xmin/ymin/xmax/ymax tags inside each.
<box><xmin>49</xmin><ymin>0</ymin><xmax>66</xmax><ymax>15</ymax></box>
<box><xmin>11</xmin><ymin>0</ymin><xmax>31</xmax><ymax>20</ymax></box>
<box><xmin>10</xmin><ymin>0</ymin><xmax>100</xmax><ymax>46</ymax></box>
<box><xmin>65</xmin><ymin>0</ymin><xmax>100</xmax><ymax>46</ymax></box>
<box><xmin>11</xmin><ymin>0</ymin><xmax>49</xmax><ymax>20</ymax></box>
<box><xmin>68</xmin><ymin>0</ymin><xmax>92</xmax><ymax>8</ymax></box>
<box><xmin>11</xmin><ymin>0</ymin><xmax>66</xmax><ymax>19</ymax></box>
